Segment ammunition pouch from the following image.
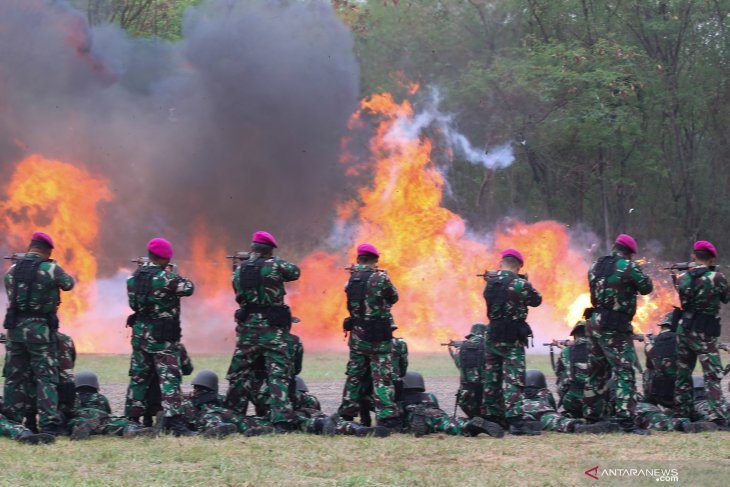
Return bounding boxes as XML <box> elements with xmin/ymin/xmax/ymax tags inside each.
<box><xmin>462</xmin><ymin>381</ymin><xmax>483</xmax><ymax>396</ymax></box>
<box><xmin>394</xmin><ymin>378</ymin><xmax>404</xmax><ymax>403</ymax></box>
<box><xmin>358</xmin><ymin>318</ymin><xmax>392</xmax><ymax>342</ymax></box>
<box><xmin>594</xmin><ymin>308</ymin><xmax>632</xmax><ymax>333</ymax></box>
<box><xmin>651</xmin><ymin>374</ymin><xmax>676</xmax><ymax>398</ymax></box>
<box><xmin>236</xmin><ymin>305</ymin><xmax>292</xmax><ymax>328</ymax></box>
<box><xmin>342</xmin><ymin>316</ymin><xmax>353</xmax><ymax>332</ymax></box>
<box><xmin>488</xmin><ymin>319</ymin><xmax>532</xmax><ymax>345</ymax></box>
<box><xmin>681</xmin><ymin>311</ymin><xmax>721</xmax><ymax>337</ymax></box>
<box><xmin>3</xmin><ymin>310</ymin><xmax>58</xmax><ymax>330</ymax></box>
<box><xmin>149</xmin><ymin>317</ymin><xmax>182</xmax><ymax>342</ymax></box>
<box><xmin>459</xmin><ymin>341</ymin><xmax>485</xmax><ymax>369</ymax></box>
<box><xmin>239</xmin><ymin>258</ymin><xmax>264</xmax><ymax>290</ymax></box>
<box><xmin>126</xmin><ymin>313</ymin><xmax>138</xmax><ymax>328</ymax></box>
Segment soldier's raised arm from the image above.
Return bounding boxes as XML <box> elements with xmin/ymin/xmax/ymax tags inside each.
<box><xmin>715</xmin><ymin>272</ymin><xmax>730</xmax><ymax>304</ymax></box>
<box><xmin>277</xmin><ymin>257</ymin><xmax>301</xmax><ymax>282</ymax></box>
<box><xmin>381</xmin><ymin>273</ymin><xmax>399</xmax><ymax>305</ymax></box>
<box><xmin>53</xmin><ymin>264</ymin><xmax>75</xmax><ymax>291</ymax></box>
<box><xmin>172</xmin><ymin>274</ymin><xmax>195</xmax><ymax>297</ymax></box>
<box><xmin>524</xmin><ymin>281</ymin><xmax>542</xmax><ymax>307</ymax></box>
<box><xmin>629</xmin><ymin>261</ymin><xmax>653</xmax><ymax>295</ymax></box>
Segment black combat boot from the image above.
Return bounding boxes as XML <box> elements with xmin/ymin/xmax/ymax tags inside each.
<box><xmin>273</xmin><ymin>422</ymin><xmax>298</xmax><ymax>434</ymax></box>
<box><xmin>407</xmin><ymin>406</ymin><xmax>428</xmax><ymax>438</ymax></box>
<box><xmin>507</xmin><ymin>418</ymin><xmax>541</xmax><ymax>436</ymax></box>
<box><xmin>711</xmin><ymin>419</ymin><xmax>730</xmax><ymax>431</ymax></box>
<box><xmin>465</xmin><ymin>417</ymin><xmax>505</xmax><ymax>438</ymax></box>
<box><xmin>312</xmin><ymin>415</ymin><xmax>337</xmax><ymax>437</ymax></box>
<box><xmin>202</xmin><ymin>423</ymin><xmax>238</xmax><ymax>439</ymax></box>
<box><xmin>574</xmin><ymin>421</ymin><xmax>611</xmax><ymax>434</ymax></box>
<box><xmin>166</xmin><ymin>415</ymin><xmax>197</xmax><ymax>437</ymax></box>
<box><xmin>679</xmin><ymin>421</ymin><xmax>718</xmax><ymax>433</ymax></box>
<box><xmin>143</xmin><ymin>415</ymin><xmax>154</xmax><ymax>428</ymax></box>
<box><xmin>616</xmin><ymin>419</ymin><xmax>650</xmax><ymax>435</ymax></box>
<box><xmin>379</xmin><ymin>417</ymin><xmax>403</xmax><ymax>432</ymax></box>
<box><xmin>24</xmin><ymin>413</ymin><xmax>38</xmax><ymax>433</ymax></box>
<box><xmin>350</xmin><ymin>423</ymin><xmax>390</xmax><ymax>438</ymax></box>
<box><xmin>16</xmin><ymin>430</ymin><xmax>55</xmax><ymax>445</ymax></box>
<box><xmin>244</xmin><ymin>425</ymin><xmax>276</xmax><ymax>437</ymax></box>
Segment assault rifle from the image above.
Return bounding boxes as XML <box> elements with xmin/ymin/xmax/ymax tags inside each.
<box><xmin>544</xmin><ymin>340</ymin><xmax>571</xmax><ymax>373</ymax></box>
<box><xmin>3</xmin><ymin>253</ymin><xmax>27</xmax><ymax>262</ymax></box>
<box><xmin>0</xmin><ymin>333</ymin><xmax>6</xmax><ymax>344</ymax></box>
<box><xmin>131</xmin><ymin>257</ymin><xmax>177</xmax><ymax>273</ymax></box>
<box><xmin>719</xmin><ymin>342</ymin><xmax>730</xmax><ymax>353</ymax></box>
<box><xmin>663</xmin><ymin>262</ymin><xmax>695</xmax><ymax>271</ymax></box>
<box><xmin>344</xmin><ymin>265</ymin><xmax>386</xmax><ymax>273</ymax></box>
<box><xmin>440</xmin><ymin>340</ymin><xmax>464</xmax><ymax>360</ymax></box>
<box><xmin>476</xmin><ymin>270</ymin><xmax>529</xmax><ymax>280</ymax></box>
<box><xmin>631</xmin><ymin>333</ymin><xmax>654</xmax><ymax>343</ymax></box>
<box><xmin>226</xmin><ymin>251</ymin><xmax>251</xmax><ymax>271</ymax></box>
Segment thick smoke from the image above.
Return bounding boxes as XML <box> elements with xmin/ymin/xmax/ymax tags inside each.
<box><xmin>0</xmin><ymin>0</ymin><xmax>359</xmax><ymax>267</ymax></box>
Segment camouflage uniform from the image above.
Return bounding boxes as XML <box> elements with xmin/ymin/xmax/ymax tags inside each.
<box><xmin>249</xmin><ymin>333</ymin><xmax>304</xmax><ymax>417</ymax></box>
<box><xmin>454</xmin><ymin>324</ymin><xmax>488</xmax><ymax>418</ymax></box>
<box><xmin>583</xmin><ymin>252</ymin><xmax>652</xmax><ymax>422</ymax></box>
<box><xmin>225</xmin><ymin>255</ymin><xmax>300</xmax><ymax>427</ymax></box>
<box><xmin>124</xmin><ymin>262</ymin><xmax>194</xmax><ymax>419</ymax></box>
<box><xmin>642</xmin><ymin>327</ymin><xmax>677</xmax><ymax>408</ymax></box>
<box><xmin>3</xmin><ymin>253</ymin><xmax>74</xmax><ymax>431</ymax></box>
<box><xmin>521</xmin><ymin>388</ymin><xmax>579</xmax><ymax>432</ymax></box>
<box><xmin>184</xmin><ymin>392</ymin><xmax>266</xmax><ymax>434</ymax></box>
<box><xmin>359</xmin><ymin>336</ymin><xmax>409</xmax><ymax>425</ymax></box>
<box><xmin>634</xmin><ymin>401</ymin><xmax>685</xmax><ymax>431</ymax></box>
<box><xmin>69</xmin><ymin>391</ymin><xmax>140</xmax><ymax>436</ymax></box>
<box><xmin>0</xmin><ymin>399</ymin><xmax>32</xmax><ymax>440</ymax></box>
<box><xmin>482</xmin><ymin>271</ymin><xmax>542</xmax><ymax>422</ymax></box>
<box><xmin>673</xmin><ymin>266</ymin><xmax>730</xmax><ymax>421</ymax></box>
<box><xmin>338</xmin><ymin>265</ymin><xmax>400</xmax><ymax>422</ymax></box>
<box><xmin>555</xmin><ymin>335</ymin><xmax>590</xmax><ymax>418</ymax></box>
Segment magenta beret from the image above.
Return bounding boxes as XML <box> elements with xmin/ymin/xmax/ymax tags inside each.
<box><xmin>501</xmin><ymin>248</ymin><xmax>524</xmax><ymax>265</ymax></box>
<box><xmin>252</xmin><ymin>231</ymin><xmax>278</xmax><ymax>248</ymax></box>
<box><xmin>615</xmin><ymin>234</ymin><xmax>638</xmax><ymax>254</ymax></box>
<box><xmin>694</xmin><ymin>240</ymin><xmax>717</xmax><ymax>257</ymax></box>
<box><xmin>31</xmin><ymin>231</ymin><xmax>54</xmax><ymax>249</ymax></box>
<box><xmin>147</xmin><ymin>238</ymin><xmax>173</xmax><ymax>259</ymax></box>
<box><xmin>357</xmin><ymin>243</ymin><xmax>380</xmax><ymax>257</ymax></box>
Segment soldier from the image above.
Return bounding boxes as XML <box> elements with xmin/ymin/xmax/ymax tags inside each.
<box><xmin>224</xmin><ymin>231</ymin><xmax>300</xmax><ymax>432</ymax></box>
<box><xmin>642</xmin><ymin>311</ymin><xmax>677</xmax><ymax>408</ymax></box>
<box><xmin>0</xmin><ymin>397</ymin><xmax>55</xmax><ymax>444</ymax></box>
<box><xmin>691</xmin><ymin>376</ymin><xmax>730</xmax><ymax>421</ymax></box>
<box><xmin>2</xmin><ymin>232</ymin><xmax>74</xmax><ymax>436</ymax></box>
<box><xmin>141</xmin><ymin>342</ymin><xmax>193</xmax><ymax>428</ymax></box>
<box><xmin>522</xmin><ymin>370</ymin><xmax>609</xmax><ymax>434</ymax></box>
<box><xmin>583</xmin><ymin>234</ymin><xmax>653</xmax><ymax>434</ymax></box>
<box><xmin>482</xmin><ymin>249</ymin><xmax>542</xmax><ymax>435</ymax></box>
<box><xmin>337</xmin><ymin>243</ymin><xmax>401</xmax><ymax>430</ymax></box>
<box><xmin>124</xmin><ymin>238</ymin><xmax>195</xmax><ymax>436</ymax></box>
<box><xmin>69</xmin><ymin>371</ymin><xmax>156</xmax><ymax>440</ymax></box>
<box><xmin>555</xmin><ymin>321</ymin><xmax>589</xmax><ymax>418</ymax></box>
<box><xmin>672</xmin><ymin>241</ymin><xmax>730</xmax><ymax>429</ymax></box>
<box><xmin>292</xmin><ymin>376</ymin><xmax>321</xmax><ymax>411</ymax></box>
<box><xmin>454</xmin><ymin>323</ymin><xmax>488</xmax><ymax>419</ymax></box>
<box><xmin>404</xmin><ymin>372</ymin><xmax>504</xmax><ymax>438</ymax></box>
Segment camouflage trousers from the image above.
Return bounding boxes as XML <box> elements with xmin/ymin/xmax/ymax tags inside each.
<box><xmin>635</xmin><ymin>402</ymin><xmax>685</xmax><ymax>431</ymax></box>
<box><xmin>694</xmin><ymin>398</ymin><xmax>730</xmax><ymax>421</ymax></box>
<box><xmin>191</xmin><ymin>404</ymin><xmax>267</xmax><ymax>434</ymax></box>
<box><xmin>482</xmin><ymin>341</ymin><xmax>525</xmax><ymax>420</ymax></box>
<box><xmin>125</xmin><ymin>345</ymin><xmax>184</xmax><ymax>418</ymax></box>
<box><xmin>0</xmin><ymin>415</ymin><xmax>29</xmax><ymax>439</ymax></box>
<box><xmin>2</xmin><ymin>340</ymin><xmax>61</xmax><ymax>430</ymax></box>
<box><xmin>523</xmin><ymin>411</ymin><xmax>577</xmax><ymax>432</ymax></box>
<box><xmin>583</xmin><ymin>323</ymin><xmax>637</xmax><ymax>421</ymax></box>
<box><xmin>673</xmin><ymin>329</ymin><xmax>729</xmax><ymax>421</ymax></box>
<box><xmin>225</xmin><ymin>325</ymin><xmax>295</xmax><ymax>425</ymax></box>
<box><xmin>68</xmin><ymin>409</ymin><xmax>138</xmax><ymax>436</ymax></box>
<box><xmin>338</xmin><ymin>336</ymin><xmax>398</xmax><ymax>421</ymax></box>
<box><xmin>561</xmin><ymin>388</ymin><xmax>585</xmax><ymax>418</ymax></box>
<box><xmin>406</xmin><ymin>407</ymin><xmax>469</xmax><ymax>436</ymax></box>
<box><xmin>457</xmin><ymin>382</ymin><xmax>482</xmax><ymax>419</ymax></box>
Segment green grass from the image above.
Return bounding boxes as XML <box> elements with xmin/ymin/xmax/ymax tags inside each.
<box><xmin>0</xmin><ymin>431</ymin><xmax>726</xmax><ymax>486</ymax></box>
<box><xmin>73</xmin><ymin>352</ymin><xmax>555</xmax><ymax>384</ymax></box>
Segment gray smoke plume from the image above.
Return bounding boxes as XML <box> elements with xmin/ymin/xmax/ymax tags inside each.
<box><xmin>0</xmin><ymin>0</ymin><xmax>359</xmax><ymax>269</ymax></box>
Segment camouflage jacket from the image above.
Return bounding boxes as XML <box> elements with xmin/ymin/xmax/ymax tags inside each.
<box><xmin>75</xmin><ymin>391</ymin><xmax>112</xmax><ymax>414</ymax></box>
<box><xmin>391</xmin><ymin>337</ymin><xmax>409</xmax><ymax>378</ymax></box>
<box><xmin>483</xmin><ymin>270</ymin><xmax>541</xmax><ymax>322</ymax></box>
<box><xmin>233</xmin><ymin>255</ymin><xmax>300</xmax><ymax>327</ymax></box>
<box><xmin>345</xmin><ymin>265</ymin><xmax>398</xmax><ymax>322</ymax></box>
<box><xmin>676</xmin><ymin>266</ymin><xmax>730</xmax><ymax>318</ymax></box>
<box><xmin>521</xmin><ymin>388</ymin><xmax>558</xmax><ymax>417</ymax></box>
<box><xmin>644</xmin><ymin>328</ymin><xmax>676</xmax><ymax>375</ymax></box>
<box><xmin>4</xmin><ymin>253</ymin><xmax>74</xmax><ymax>343</ymax></box>
<box><xmin>456</xmin><ymin>323</ymin><xmax>488</xmax><ymax>383</ymax></box>
<box><xmin>57</xmin><ymin>332</ymin><xmax>76</xmax><ymax>385</ymax></box>
<box><xmin>588</xmin><ymin>251</ymin><xmax>653</xmax><ymax>318</ymax></box>
<box><xmin>555</xmin><ymin>336</ymin><xmax>590</xmax><ymax>396</ymax></box>
<box><xmin>293</xmin><ymin>391</ymin><xmax>321</xmax><ymax>411</ymax></box>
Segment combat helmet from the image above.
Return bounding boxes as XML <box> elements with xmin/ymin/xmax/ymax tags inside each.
<box><xmin>75</xmin><ymin>371</ymin><xmax>100</xmax><ymax>391</ymax></box>
<box><xmin>191</xmin><ymin>369</ymin><xmax>219</xmax><ymax>394</ymax></box>
<box><xmin>402</xmin><ymin>371</ymin><xmax>426</xmax><ymax>392</ymax></box>
<box><xmin>525</xmin><ymin>369</ymin><xmax>547</xmax><ymax>390</ymax></box>
<box><xmin>295</xmin><ymin>376</ymin><xmax>308</xmax><ymax>392</ymax></box>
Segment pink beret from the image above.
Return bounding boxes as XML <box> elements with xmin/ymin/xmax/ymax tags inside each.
<box><xmin>147</xmin><ymin>238</ymin><xmax>173</xmax><ymax>259</ymax></box>
<box><xmin>252</xmin><ymin>231</ymin><xmax>278</xmax><ymax>248</ymax></box>
<box><xmin>357</xmin><ymin>243</ymin><xmax>380</xmax><ymax>257</ymax></box>
<box><xmin>615</xmin><ymin>234</ymin><xmax>637</xmax><ymax>254</ymax></box>
<box><xmin>501</xmin><ymin>248</ymin><xmax>524</xmax><ymax>265</ymax></box>
<box><xmin>694</xmin><ymin>240</ymin><xmax>717</xmax><ymax>257</ymax></box>
<box><xmin>31</xmin><ymin>231</ymin><xmax>54</xmax><ymax>249</ymax></box>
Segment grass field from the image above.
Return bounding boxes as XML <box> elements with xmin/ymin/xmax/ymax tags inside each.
<box><xmin>1</xmin><ymin>352</ymin><xmax>728</xmax><ymax>486</ymax></box>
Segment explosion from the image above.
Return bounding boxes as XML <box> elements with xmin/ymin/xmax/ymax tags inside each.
<box><xmin>0</xmin><ymin>154</ymin><xmax>112</xmax><ymax>351</ymax></box>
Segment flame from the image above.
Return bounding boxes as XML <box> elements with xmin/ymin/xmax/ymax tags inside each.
<box><xmin>288</xmin><ymin>89</ymin><xmax>678</xmax><ymax>350</ymax></box>
<box><xmin>0</xmin><ymin>154</ymin><xmax>113</xmax><ymax>351</ymax></box>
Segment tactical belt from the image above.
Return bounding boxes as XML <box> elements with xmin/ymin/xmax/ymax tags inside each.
<box><xmin>488</xmin><ymin>318</ymin><xmax>532</xmax><ymax>345</ymax></box>
<box><xmin>136</xmin><ymin>314</ymin><xmax>181</xmax><ymax>342</ymax></box>
<box><xmin>351</xmin><ymin>317</ymin><xmax>392</xmax><ymax>342</ymax></box>
<box><xmin>593</xmin><ymin>307</ymin><xmax>632</xmax><ymax>333</ymax></box>
<box><xmin>681</xmin><ymin>310</ymin><xmax>721</xmax><ymax>337</ymax></box>
<box><xmin>236</xmin><ymin>304</ymin><xmax>291</xmax><ymax>328</ymax></box>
